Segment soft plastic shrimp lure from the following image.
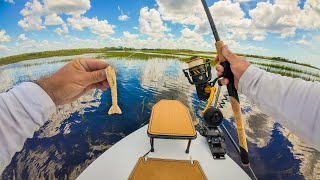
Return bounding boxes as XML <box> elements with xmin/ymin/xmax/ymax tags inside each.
<box><xmin>105</xmin><ymin>66</ymin><xmax>122</xmax><ymax>115</ymax></box>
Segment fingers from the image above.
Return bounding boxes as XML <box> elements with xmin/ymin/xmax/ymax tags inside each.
<box><xmin>84</xmin><ymin>81</ymin><xmax>109</xmax><ymax>92</ymax></box>
<box><xmin>95</xmin><ymin>82</ymin><xmax>108</xmax><ymax>91</ymax></box>
<box><xmin>221</xmin><ymin>45</ymin><xmax>238</xmax><ymax>64</ymax></box>
<box><xmin>216</xmin><ymin>64</ymin><xmax>224</xmax><ymax>77</ymax></box>
<box><xmin>214</xmin><ymin>55</ymin><xmax>219</xmax><ymax>62</ymax></box>
<box><xmin>101</xmin><ymin>80</ymin><xmax>109</xmax><ymax>88</ymax></box>
<box><xmin>84</xmin><ymin>69</ymin><xmax>107</xmax><ymax>85</ymax></box>
<box><xmin>220</xmin><ymin>78</ymin><xmax>229</xmax><ymax>86</ymax></box>
<box><xmin>79</xmin><ymin>58</ymin><xmax>108</xmax><ymax>72</ymax></box>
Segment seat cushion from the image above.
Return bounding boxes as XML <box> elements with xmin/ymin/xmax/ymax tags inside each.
<box><xmin>129</xmin><ymin>157</ymin><xmax>206</xmax><ymax>180</ymax></box>
<box><xmin>148</xmin><ymin>100</ymin><xmax>196</xmax><ymax>138</ymax></box>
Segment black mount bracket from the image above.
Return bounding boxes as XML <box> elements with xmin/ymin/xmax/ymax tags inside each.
<box><xmin>199</xmin><ymin>125</ymin><xmax>227</xmax><ymax>159</ymax></box>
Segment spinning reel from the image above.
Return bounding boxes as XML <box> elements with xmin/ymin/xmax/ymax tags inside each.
<box><xmin>183</xmin><ymin>56</ymin><xmax>226</xmax><ymax>159</ymax></box>
<box><xmin>183</xmin><ymin>56</ymin><xmax>212</xmax><ymax>101</ymax></box>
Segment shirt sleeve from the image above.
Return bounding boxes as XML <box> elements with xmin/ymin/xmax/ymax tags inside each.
<box><xmin>0</xmin><ymin>82</ymin><xmax>56</xmax><ymax>174</ymax></box>
<box><xmin>239</xmin><ymin>65</ymin><xmax>320</xmax><ymax>151</ymax></box>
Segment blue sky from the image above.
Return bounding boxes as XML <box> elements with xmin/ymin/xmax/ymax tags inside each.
<box><xmin>0</xmin><ymin>0</ymin><xmax>319</xmax><ymax>67</ymax></box>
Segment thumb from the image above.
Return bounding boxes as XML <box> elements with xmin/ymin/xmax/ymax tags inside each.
<box><xmin>85</xmin><ymin>69</ymin><xmax>106</xmax><ymax>84</ymax></box>
<box><xmin>221</xmin><ymin>45</ymin><xmax>238</xmax><ymax>64</ymax></box>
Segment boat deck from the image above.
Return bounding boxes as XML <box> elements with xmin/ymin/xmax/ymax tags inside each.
<box><xmin>78</xmin><ymin>125</ymin><xmax>250</xmax><ymax>179</ymax></box>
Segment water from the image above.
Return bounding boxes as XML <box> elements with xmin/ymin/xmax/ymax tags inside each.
<box><xmin>0</xmin><ymin>55</ymin><xmax>319</xmax><ymax>180</ymax></box>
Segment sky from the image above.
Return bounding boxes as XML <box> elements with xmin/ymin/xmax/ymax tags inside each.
<box><xmin>0</xmin><ymin>0</ymin><xmax>319</xmax><ymax>67</ymax></box>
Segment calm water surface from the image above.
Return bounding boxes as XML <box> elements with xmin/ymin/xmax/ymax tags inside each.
<box><xmin>0</xmin><ymin>55</ymin><xmax>319</xmax><ymax>180</ymax></box>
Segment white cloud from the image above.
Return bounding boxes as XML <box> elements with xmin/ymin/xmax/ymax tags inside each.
<box><xmin>233</xmin><ymin>0</ymin><xmax>255</xmax><ymax>2</ymax></box>
<box><xmin>0</xmin><ymin>45</ymin><xmax>8</xmax><ymax>51</ymax></box>
<box><xmin>290</xmin><ymin>35</ymin><xmax>314</xmax><ymax>46</ymax></box>
<box><xmin>117</xmin><ymin>5</ymin><xmax>130</xmax><ymax>21</ymax></box>
<box><xmin>155</xmin><ymin>0</ymin><xmax>320</xmax><ymax>42</ymax></box>
<box><xmin>308</xmin><ymin>0</ymin><xmax>320</xmax><ymax>15</ymax></box>
<box><xmin>0</xmin><ymin>30</ymin><xmax>11</xmax><ymax>42</ymax></box>
<box><xmin>20</xmin><ymin>0</ymin><xmax>91</xmax><ymax>17</ymax></box>
<box><xmin>43</xmin><ymin>0</ymin><xmax>91</xmax><ymax>16</ymax></box>
<box><xmin>18</xmin><ymin>16</ymin><xmax>46</xmax><ymax>31</ymax></box>
<box><xmin>54</xmin><ymin>24</ymin><xmax>69</xmax><ymax>35</ymax></box>
<box><xmin>18</xmin><ymin>0</ymin><xmax>116</xmax><ymax>38</ymax></box>
<box><xmin>292</xmin><ymin>39</ymin><xmax>311</xmax><ymax>46</ymax></box>
<box><xmin>156</xmin><ymin>0</ymin><xmax>203</xmax><ymax>25</ymax></box>
<box><xmin>118</xmin><ymin>15</ymin><xmax>129</xmax><ymax>21</ymax></box>
<box><xmin>4</xmin><ymin>0</ymin><xmax>14</xmax><ymax>4</ymax></box>
<box><xmin>44</xmin><ymin>14</ymin><xmax>64</xmax><ymax>25</ymax></box>
<box><xmin>123</xmin><ymin>31</ymin><xmax>139</xmax><ymax>39</ymax></box>
<box><xmin>67</xmin><ymin>16</ymin><xmax>115</xmax><ymax>38</ymax></box>
<box><xmin>20</xmin><ymin>0</ymin><xmax>43</xmax><ymax>17</ymax></box>
<box><xmin>180</xmin><ymin>27</ymin><xmax>203</xmax><ymax>41</ymax></box>
<box><xmin>139</xmin><ymin>7</ymin><xmax>170</xmax><ymax>37</ymax></box>
<box><xmin>16</xmin><ymin>39</ymin><xmax>49</xmax><ymax>49</ymax></box>
<box><xmin>18</xmin><ymin>0</ymin><xmax>45</xmax><ymax>30</ymax></box>
<box><xmin>249</xmin><ymin>0</ymin><xmax>320</xmax><ymax>38</ymax></box>
<box><xmin>154</xmin><ymin>0</ymin><xmax>260</xmax><ymax>41</ymax></box>
<box><xmin>224</xmin><ymin>39</ymin><xmax>269</xmax><ymax>52</ymax></box>
<box><xmin>17</xmin><ymin>34</ymin><xmax>27</xmax><ymax>41</ymax></box>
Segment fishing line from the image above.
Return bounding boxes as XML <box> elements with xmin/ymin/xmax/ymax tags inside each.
<box><xmin>126</xmin><ymin>49</ymin><xmax>142</xmax><ymax>58</ymax></box>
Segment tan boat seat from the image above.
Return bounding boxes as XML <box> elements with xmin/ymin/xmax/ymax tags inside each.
<box><xmin>147</xmin><ymin>100</ymin><xmax>197</xmax><ymax>153</ymax></box>
<box><xmin>129</xmin><ymin>157</ymin><xmax>206</xmax><ymax>180</ymax></box>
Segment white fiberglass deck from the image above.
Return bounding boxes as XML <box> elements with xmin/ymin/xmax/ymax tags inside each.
<box><xmin>78</xmin><ymin>125</ymin><xmax>250</xmax><ymax>179</ymax></box>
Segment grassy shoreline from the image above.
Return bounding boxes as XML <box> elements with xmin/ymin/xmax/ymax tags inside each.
<box><xmin>1</xmin><ymin>47</ymin><xmax>319</xmax><ymax>70</ymax></box>
<box><xmin>0</xmin><ymin>47</ymin><xmax>319</xmax><ymax>81</ymax></box>
<box><xmin>251</xmin><ymin>62</ymin><xmax>320</xmax><ymax>78</ymax></box>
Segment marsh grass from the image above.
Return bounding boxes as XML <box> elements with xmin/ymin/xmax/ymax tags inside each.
<box><xmin>0</xmin><ymin>47</ymin><xmax>318</xmax><ymax>81</ymax></box>
<box><xmin>261</xmin><ymin>67</ymin><xmax>316</xmax><ymax>81</ymax></box>
<box><xmin>0</xmin><ymin>48</ymin><xmax>106</xmax><ymax>66</ymax></box>
<box><xmin>141</xmin><ymin>97</ymin><xmax>146</xmax><ymax>113</ymax></box>
<box><xmin>81</xmin><ymin>114</ymin><xmax>86</xmax><ymax>122</ymax></box>
<box><xmin>98</xmin><ymin>51</ymin><xmax>181</xmax><ymax>60</ymax></box>
<box><xmin>252</xmin><ymin>62</ymin><xmax>320</xmax><ymax>78</ymax></box>
<box><xmin>239</xmin><ymin>53</ymin><xmax>320</xmax><ymax>70</ymax></box>
<box><xmin>2</xmin><ymin>47</ymin><xmax>317</xmax><ymax>69</ymax></box>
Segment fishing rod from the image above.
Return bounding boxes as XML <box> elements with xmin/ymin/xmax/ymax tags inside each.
<box><xmin>182</xmin><ymin>0</ymin><xmax>257</xmax><ymax>179</ymax></box>
<box><xmin>200</xmin><ymin>0</ymin><xmax>258</xmax><ymax>179</ymax></box>
<box><xmin>200</xmin><ymin>0</ymin><xmax>249</xmax><ymax>166</ymax></box>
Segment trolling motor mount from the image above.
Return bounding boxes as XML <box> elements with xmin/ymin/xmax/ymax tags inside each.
<box><xmin>199</xmin><ymin>125</ymin><xmax>227</xmax><ymax>159</ymax></box>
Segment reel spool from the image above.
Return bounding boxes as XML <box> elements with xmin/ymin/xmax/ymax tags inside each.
<box><xmin>183</xmin><ymin>56</ymin><xmax>212</xmax><ymax>100</ymax></box>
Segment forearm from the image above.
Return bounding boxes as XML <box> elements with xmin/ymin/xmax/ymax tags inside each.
<box><xmin>239</xmin><ymin>65</ymin><xmax>320</xmax><ymax>151</ymax></box>
<box><xmin>0</xmin><ymin>82</ymin><xmax>56</xmax><ymax>174</ymax></box>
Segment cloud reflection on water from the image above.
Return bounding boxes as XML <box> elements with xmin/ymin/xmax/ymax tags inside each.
<box><xmin>0</xmin><ymin>55</ymin><xmax>319</xmax><ymax>179</ymax></box>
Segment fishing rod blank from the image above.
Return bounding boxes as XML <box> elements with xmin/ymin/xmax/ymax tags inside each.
<box><xmin>200</xmin><ymin>0</ymin><xmax>250</xmax><ymax>166</ymax></box>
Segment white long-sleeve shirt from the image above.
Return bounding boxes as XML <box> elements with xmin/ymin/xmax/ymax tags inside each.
<box><xmin>0</xmin><ymin>66</ymin><xmax>319</xmax><ymax>175</ymax></box>
<box><xmin>239</xmin><ymin>65</ymin><xmax>320</xmax><ymax>151</ymax></box>
<box><xmin>0</xmin><ymin>82</ymin><xmax>56</xmax><ymax>174</ymax></box>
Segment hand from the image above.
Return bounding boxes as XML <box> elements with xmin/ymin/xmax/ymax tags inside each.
<box><xmin>37</xmin><ymin>58</ymin><xmax>109</xmax><ymax>106</ymax></box>
<box><xmin>214</xmin><ymin>45</ymin><xmax>251</xmax><ymax>89</ymax></box>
